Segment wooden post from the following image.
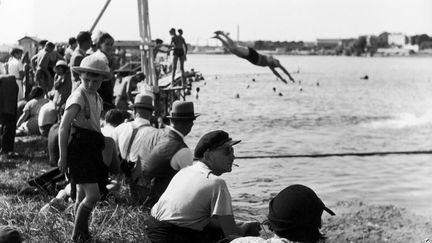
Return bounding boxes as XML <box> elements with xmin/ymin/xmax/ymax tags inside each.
<box><xmin>137</xmin><ymin>0</ymin><xmax>160</xmax><ymax>116</ymax></box>
<box><xmin>90</xmin><ymin>0</ymin><xmax>112</xmax><ymax>33</ymax></box>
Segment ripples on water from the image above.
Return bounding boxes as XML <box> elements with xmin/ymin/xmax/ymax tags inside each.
<box><xmin>184</xmin><ymin>55</ymin><xmax>432</xmax><ymax>217</ymax></box>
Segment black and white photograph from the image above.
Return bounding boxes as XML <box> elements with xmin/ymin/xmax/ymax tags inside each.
<box><xmin>0</xmin><ymin>0</ymin><xmax>432</xmax><ymax>242</ymax></box>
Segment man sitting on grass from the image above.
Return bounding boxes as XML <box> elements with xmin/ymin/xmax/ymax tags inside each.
<box><xmin>145</xmin><ymin>130</ymin><xmax>261</xmax><ymax>242</ymax></box>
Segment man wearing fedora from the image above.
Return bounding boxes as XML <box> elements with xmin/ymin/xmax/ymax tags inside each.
<box><xmin>141</xmin><ymin>100</ymin><xmax>199</xmax><ymax>207</ymax></box>
<box><xmin>112</xmin><ymin>93</ymin><xmax>163</xmax><ymax>203</ymax></box>
<box><xmin>146</xmin><ymin>130</ymin><xmax>261</xmax><ymax>242</ymax></box>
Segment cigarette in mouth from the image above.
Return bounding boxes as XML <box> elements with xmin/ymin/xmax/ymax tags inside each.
<box><xmin>233</xmin><ymin>163</ymin><xmax>239</xmax><ymax>167</ymax></box>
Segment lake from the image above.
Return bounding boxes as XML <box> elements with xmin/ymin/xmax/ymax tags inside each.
<box><xmin>182</xmin><ymin>54</ymin><xmax>432</xmax><ymax>218</ymax></box>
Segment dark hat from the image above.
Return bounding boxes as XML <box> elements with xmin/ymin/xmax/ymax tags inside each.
<box><xmin>267</xmin><ymin>184</ymin><xmax>335</xmax><ymax>232</ymax></box>
<box><xmin>54</xmin><ymin>60</ymin><xmax>68</xmax><ymax>72</ymax></box>
<box><xmin>166</xmin><ymin>101</ymin><xmax>199</xmax><ymax>120</ymax></box>
<box><xmin>28</xmin><ymin>86</ymin><xmax>45</xmax><ymax>100</ymax></box>
<box><xmin>0</xmin><ymin>226</ymin><xmax>22</xmax><ymax>243</ymax></box>
<box><xmin>194</xmin><ymin>130</ymin><xmax>241</xmax><ymax>159</ymax></box>
<box><xmin>129</xmin><ymin>93</ymin><xmax>154</xmax><ymax>110</ymax></box>
<box><xmin>9</xmin><ymin>47</ymin><xmax>23</xmax><ymax>56</ymax></box>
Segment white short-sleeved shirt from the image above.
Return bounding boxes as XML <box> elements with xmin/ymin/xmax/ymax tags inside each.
<box><xmin>38</xmin><ymin>101</ymin><xmax>57</xmax><ymax>126</ymax></box>
<box><xmin>167</xmin><ymin>126</ymin><xmax>194</xmax><ymax>170</ymax></box>
<box><xmin>231</xmin><ymin>236</ymin><xmax>291</xmax><ymax>243</ymax></box>
<box><xmin>101</xmin><ymin>123</ymin><xmax>116</xmax><ymax>138</ymax></box>
<box><xmin>65</xmin><ymin>85</ymin><xmax>102</xmax><ymax>132</ymax></box>
<box><xmin>7</xmin><ymin>57</ymin><xmax>23</xmax><ymax>79</ymax></box>
<box><xmin>151</xmin><ymin>162</ymin><xmax>233</xmax><ymax>231</ymax></box>
<box><xmin>112</xmin><ymin>117</ymin><xmax>157</xmax><ymax>162</ymax></box>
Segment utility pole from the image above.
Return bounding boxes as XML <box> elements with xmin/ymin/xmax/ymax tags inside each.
<box><xmin>137</xmin><ymin>0</ymin><xmax>156</xmax><ymax>87</ymax></box>
<box><xmin>90</xmin><ymin>0</ymin><xmax>112</xmax><ymax>33</ymax></box>
<box><xmin>237</xmin><ymin>24</ymin><xmax>239</xmax><ymax>42</ymax></box>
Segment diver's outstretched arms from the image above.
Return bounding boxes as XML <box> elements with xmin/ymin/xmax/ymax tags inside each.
<box><xmin>278</xmin><ymin>64</ymin><xmax>295</xmax><ymax>83</ymax></box>
<box><xmin>269</xmin><ymin>67</ymin><xmax>288</xmax><ymax>84</ymax></box>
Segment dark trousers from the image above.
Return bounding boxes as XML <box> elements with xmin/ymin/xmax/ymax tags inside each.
<box><xmin>145</xmin><ymin>216</ymin><xmax>225</xmax><ymax>243</ymax></box>
<box><xmin>0</xmin><ymin>114</ymin><xmax>16</xmax><ymax>153</ymax></box>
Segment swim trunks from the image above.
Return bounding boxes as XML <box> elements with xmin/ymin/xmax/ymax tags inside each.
<box><xmin>245</xmin><ymin>47</ymin><xmax>260</xmax><ymax>65</ymax></box>
<box><xmin>173</xmin><ymin>48</ymin><xmax>185</xmax><ymax>57</ymax></box>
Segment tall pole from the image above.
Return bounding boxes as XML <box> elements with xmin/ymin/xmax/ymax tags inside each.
<box><xmin>90</xmin><ymin>0</ymin><xmax>112</xmax><ymax>33</ymax></box>
<box><xmin>137</xmin><ymin>0</ymin><xmax>156</xmax><ymax>86</ymax></box>
<box><xmin>237</xmin><ymin>24</ymin><xmax>239</xmax><ymax>42</ymax></box>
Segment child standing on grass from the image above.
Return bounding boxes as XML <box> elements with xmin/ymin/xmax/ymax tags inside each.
<box><xmin>57</xmin><ymin>54</ymin><xmax>112</xmax><ymax>242</ymax></box>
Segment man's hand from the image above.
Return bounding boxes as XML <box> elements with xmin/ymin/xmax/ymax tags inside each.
<box><xmin>237</xmin><ymin>221</ymin><xmax>261</xmax><ymax>236</ymax></box>
<box><xmin>58</xmin><ymin>157</ymin><xmax>67</xmax><ymax>174</ymax></box>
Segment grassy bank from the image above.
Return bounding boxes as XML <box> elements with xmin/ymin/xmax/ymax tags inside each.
<box><xmin>0</xmin><ymin>136</ymin><xmax>431</xmax><ymax>242</ymax></box>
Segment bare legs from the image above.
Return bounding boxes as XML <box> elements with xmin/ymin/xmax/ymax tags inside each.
<box><xmin>172</xmin><ymin>56</ymin><xmax>178</xmax><ymax>84</ymax></box>
<box><xmin>171</xmin><ymin>55</ymin><xmax>185</xmax><ymax>87</ymax></box>
<box><xmin>213</xmin><ymin>31</ymin><xmax>250</xmax><ymax>57</ymax></box>
<box><xmin>72</xmin><ymin>183</ymin><xmax>100</xmax><ymax>242</ymax></box>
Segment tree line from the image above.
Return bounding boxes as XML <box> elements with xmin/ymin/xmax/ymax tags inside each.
<box><xmin>251</xmin><ymin>32</ymin><xmax>432</xmax><ymax>56</ymax></box>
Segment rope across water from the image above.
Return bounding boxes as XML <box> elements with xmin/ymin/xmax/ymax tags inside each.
<box><xmin>235</xmin><ymin>150</ymin><xmax>432</xmax><ymax>159</ymax></box>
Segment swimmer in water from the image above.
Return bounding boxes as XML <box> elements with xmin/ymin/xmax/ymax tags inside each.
<box><xmin>213</xmin><ymin>31</ymin><xmax>295</xmax><ymax>84</ymax></box>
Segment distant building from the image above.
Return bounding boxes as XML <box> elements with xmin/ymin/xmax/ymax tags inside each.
<box><xmin>114</xmin><ymin>40</ymin><xmax>141</xmax><ymax>49</ymax></box>
<box><xmin>316</xmin><ymin>39</ymin><xmax>342</xmax><ymax>49</ymax></box>
<box><xmin>18</xmin><ymin>36</ymin><xmax>41</xmax><ymax>57</ymax></box>
<box><xmin>387</xmin><ymin>33</ymin><xmax>406</xmax><ymax>47</ymax></box>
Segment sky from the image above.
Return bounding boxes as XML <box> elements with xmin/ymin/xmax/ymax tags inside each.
<box><xmin>0</xmin><ymin>0</ymin><xmax>431</xmax><ymax>45</ymax></box>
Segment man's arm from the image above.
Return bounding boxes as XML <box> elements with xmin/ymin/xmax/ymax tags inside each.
<box><xmin>213</xmin><ymin>215</ymin><xmax>243</xmax><ymax>238</ymax></box>
<box><xmin>58</xmin><ymin>104</ymin><xmax>80</xmax><ymax>174</ymax></box>
<box><xmin>170</xmin><ymin>148</ymin><xmax>193</xmax><ymax>170</ymax></box>
<box><xmin>181</xmin><ymin>37</ymin><xmax>188</xmax><ymax>54</ymax></box>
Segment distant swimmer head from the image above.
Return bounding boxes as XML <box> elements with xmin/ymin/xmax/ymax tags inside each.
<box><xmin>278</xmin><ymin>92</ymin><xmax>283</xmax><ymax>96</ymax></box>
<box><xmin>273</xmin><ymin>87</ymin><xmax>276</xmax><ymax>92</ymax></box>
<box><xmin>252</xmin><ymin>78</ymin><xmax>256</xmax><ymax>82</ymax></box>
<box><xmin>236</xmin><ymin>93</ymin><xmax>240</xmax><ymax>98</ymax></box>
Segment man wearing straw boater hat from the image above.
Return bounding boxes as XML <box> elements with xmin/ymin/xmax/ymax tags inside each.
<box><xmin>58</xmin><ymin>53</ymin><xmax>112</xmax><ymax>242</ymax></box>
<box><xmin>112</xmin><ymin>93</ymin><xmax>162</xmax><ymax>204</ymax></box>
<box><xmin>140</xmin><ymin>100</ymin><xmax>199</xmax><ymax>207</ymax></box>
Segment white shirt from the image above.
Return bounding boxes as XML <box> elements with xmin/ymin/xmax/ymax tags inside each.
<box><xmin>0</xmin><ymin>63</ymin><xmax>7</xmax><ymax>75</ymax></box>
<box><xmin>113</xmin><ymin>117</ymin><xmax>157</xmax><ymax>162</ymax></box>
<box><xmin>167</xmin><ymin>126</ymin><xmax>194</xmax><ymax>170</ymax></box>
<box><xmin>38</xmin><ymin>101</ymin><xmax>57</xmax><ymax>126</ymax></box>
<box><xmin>101</xmin><ymin>123</ymin><xmax>116</xmax><ymax>138</ymax></box>
<box><xmin>7</xmin><ymin>57</ymin><xmax>23</xmax><ymax>79</ymax></box>
<box><xmin>151</xmin><ymin>162</ymin><xmax>233</xmax><ymax>231</ymax></box>
<box><xmin>231</xmin><ymin>236</ymin><xmax>291</xmax><ymax>243</ymax></box>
